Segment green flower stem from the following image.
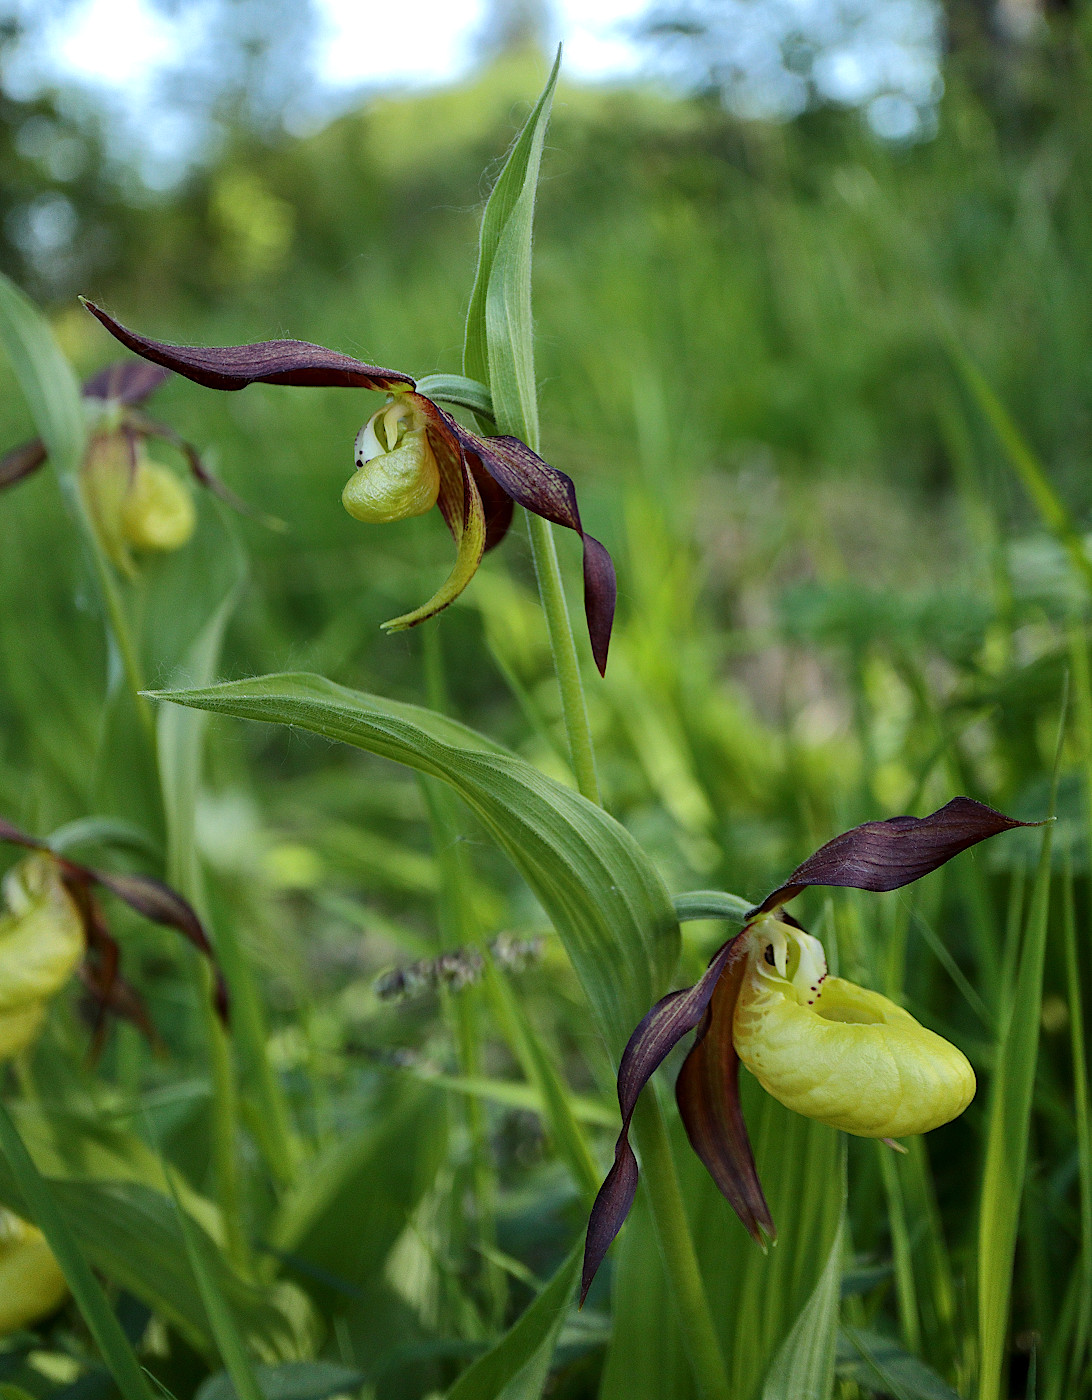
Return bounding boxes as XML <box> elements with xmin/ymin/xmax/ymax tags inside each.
<box><xmin>88</xmin><ymin>528</ymin><xmax>158</xmax><ymax>747</ymax></box>
<box><xmin>631</xmin><ymin>1092</ymin><xmax>732</xmax><ymax>1400</ymax></box>
<box><xmin>198</xmin><ymin>956</ymin><xmax>251</xmax><ymax>1274</ymax></box>
<box><xmin>524</xmin><ymin>510</ymin><xmax>601</xmax><ymax>806</ymax></box>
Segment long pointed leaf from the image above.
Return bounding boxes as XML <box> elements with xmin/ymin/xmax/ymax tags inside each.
<box><xmin>149</xmin><ymin>673</ymin><xmax>679</xmax><ymax>1057</ymax></box>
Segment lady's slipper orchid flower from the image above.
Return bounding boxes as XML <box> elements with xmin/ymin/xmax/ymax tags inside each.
<box><xmin>581</xmin><ymin>797</ymin><xmax>1038</xmax><ymax>1301</ymax></box>
<box><xmin>0</xmin><ymin>1208</ymin><xmax>67</xmax><ymax>1335</ymax></box>
<box><xmin>78</xmin><ymin>302</ymin><xmax>617</xmax><ymax>673</ymax></box>
<box><xmin>0</xmin><ymin>817</ymin><xmax>227</xmax><ymax>1058</ymax></box>
<box><xmin>0</xmin><ymin>359</ymin><xmax>254</xmax><ymax>576</ymax></box>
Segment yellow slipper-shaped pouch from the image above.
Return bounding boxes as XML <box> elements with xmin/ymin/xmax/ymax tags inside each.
<box><xmin>733</xmin><ymin>915</ymin><xmax>975</xmax><ymax>1138</ymax></box>
<box><xmin>0</xmin><ymin>1209</ymin><xmax>67</xmax><ymax>1334</ymax></box>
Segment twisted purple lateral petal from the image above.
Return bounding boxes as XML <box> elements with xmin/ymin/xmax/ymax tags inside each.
<box><xmin>581</xmin><ymin>934</ymin><xmax>740</xmax><ymax>1303</ymax></box>
<box><xmin>81</xmin><ymin>301</ymin><xmax>415</xmax><ymax>395</ymax></box>
<box><xmin>83</xmin><ymin>361</ymin><xmax>171</xmax><ymax>406</ymax></box>
<box><xmin>676</xmin><ymin>953</ymin><xmax>773</xmax><ymax>1243</ymax></box>
<box><xmin>454</xmin><ymin>427</ymin><xmax>617</xmax><ymax>676</ymax></box>
<box><xmin>467</xmin><ymin>453</ymin><xmax>515</xmax><ymax>552</ymax></box>
<box><xmin>750</xmin><ymin>796</ymin><xmax>1040</xmax><ymax>916</ymax></box>
<box><xmin>0</xmin><ymin>439</ymin><xmax>48</xmax><ymax>490</ymax></box>
<box><xmin>89</xmin><ymin>870</ymin><xmax>229</xmax><ymax>1021</ymax></box>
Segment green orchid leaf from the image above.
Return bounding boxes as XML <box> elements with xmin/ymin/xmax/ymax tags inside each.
<box><xmin>0</xmin><ymin>272</ymin><xmax>86</xmax><ymax>482</ymax></box>
<box><xmin>836</xmin><ymin>1327</ymin><xmax>961</xmax><ymax>1400</ymax></box>
<box><xmin>673</xmin><ymin>890</ymin><xmax>753</xmax><ymax>925</ymax></box>
<box><xmin>415</xmin><ymin>374</ymin><xmax>494</xmax><ymax>420</ymax></box>
<box><xmin>0</xmin><ymin>1159</ymin><xmax>305</xmax><ymax>1360</ymax></box>
<box><xmin>480</xmin><ymin>51</ymin><xmax>561</xmax><ymax>448</ymax></box>
<box><xmin>463</xmin><ymin>48</ymin><xmax>561</xmax><ymax>408</ymax></box>
<box><xmin>446</xmin><ymin>1242</ymin><xmax>580</xmax><ymax>1400</ymax></box>
<box><xmin>148</xmin><ymin>672</ymin><xmax>679</xmax><ymax>1057</ymax></box>
<box><xmin>196</xmin><ymin>1363</ymin><xmax>366</xmax><ymax>1400</ymax></box>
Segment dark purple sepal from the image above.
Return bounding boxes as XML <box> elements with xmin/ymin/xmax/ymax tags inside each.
<box><xmin>455</xmin><ymin>427</ymin><xmax>617</xmax><ymax>675</ymax></box>
<box><xmin>676</xmin><ymin>950</ymin><xmax>774</xmax><ymax>1243</ymax></box>
<box><xmin>87</xmin><ymin>869</ymin><xmax>229</xmax><ymax>1021</ymax></box>
<box><xmin>80</xmin><ymin>301</ymin><xmax>415</xmax><ymax>395</ymax></box>
<box><xmin>750</xmin><ymin>797</ymin><xmax>1040</xmax><ymax>916</ymax></box>
<box><xmin>0</xmin><ymin>439</ymin><xmax>48</xmax><ymax>490</ymax></box>
<box><xmin>127</xmin><ymin>409</ymin><xmax>277</xmax><ymax>526</ymax></box>
<box><xmin>581</xmin><ymin>934</ymin><xmax>741</xmax><ymax>1303</ymax></box>
<box><xmin>0</xmin><ymin>818</ymin><xmax>46</xmax><ymax>851</ymax></box>
<box><xmin>83</xmin><ymin>361</ymin><xmax>171</xmax><ymax>406</ymax></box>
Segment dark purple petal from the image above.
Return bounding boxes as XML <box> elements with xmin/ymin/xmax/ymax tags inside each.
<box><xmin>82</xmin><ymin>361</ymin><xmax>171</xmax><ymax>406</ymax></box>
<box><xmin>581</xmin><ymin>934</ymin><xmax>741</xmax><ymax>1303</ymax></box>
<box><xmin>676</xmin><ymin>953</ymin><xmax>773</xmax><ymax>1243</ymax></box>
<box><xmin>89</xmin><ymin>869</ymin><xmax>229</xmax><ymax>1020</ymax></box>
<box><xmin>0</xmin><ymin>438</ymin><xmax>48</xmax><ymax>490</ymax></box>
<box><xmin>81</xmin><ymin>301</ymin><xmax>414</xmax><ymax>395</ymax></box>
<box><xmin>0</xmin><ymin>818</ymin><xmax>47</xmax><ymax>852</ymax></box>
<box><xmin>452</xmin><ymin>426</ymin><xmax>617</xmax><ymax>676</ymax></box>
<box><xmin>750</xmin><ymin>796</ymin><xmax>1040</xmax><ymax>916</ymax></box>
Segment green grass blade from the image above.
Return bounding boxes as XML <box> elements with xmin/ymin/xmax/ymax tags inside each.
<box><xmin>951</xmin><ymin>345</ymin><xmax>1092</xmax><ymax>591</ymax></box>
<box><xmin>164</xmin><ymin>1167</ymin><xmax>266</xmax><ymax>1400</ymax></box>
<box><xmin>761</xmin><ymin>1145</ymin><xmax>846</xmax><ymax>1400</ymax></box>
<box><xmin>0</xmin><ymin>1102</ymin><xmax>156</xmax><ymax>1400</ymax></box>
<box><xmin>446</xmin><ymin>1241</ymin><xmax>580</xmax><ymax>1400</ymax></box>
<box><xmin>1062</xmin><ymin>862</ymin><xmax>1092</xmax><ymax>1390</ymax></box>
<box><xmin>482</xmin><ymin>955</ymin><xmax>601</xmax><ymax>1202</ymax></box>
<box><xmin>976</xmin><ymin>811</ymin><xmax>1055</xmax><ymax>1398</ymax></box>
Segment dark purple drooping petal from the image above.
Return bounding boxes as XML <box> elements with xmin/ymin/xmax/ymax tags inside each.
<box><xmin>467</xmin><ymin>453</ymin><xmax>515</xmax><ymax>553</ymax></box>
<box><xmin>676</xmin><ymin>952</ymin><xmax>773</xmax><ymax>1243</ymax></box>
<box><xmin>0</xmin><ymin>438</ymin><xmax>48</xmax><ymax>491</ymax></box>
<box><xmin>581</xmin><ymin>934</ymin><xmax>741</xmax><ymax>1303</ymax></box>
<box><xmin>88</xmin><ymin>869</ymin><xmax>229</xmax><ymax>1021</ymax></box>
<box><xmin>454</xmin><ymin>427</ymin><xmax>617</xmax><ymax>676</ymax></box>
<box><xmin>82</xmin><ymin>361</ymin><xmax>171</xmax><ymax>406</ymax></box>
<box><xmin>81</xmin><ymin>301</ymin><xmax>415</xmax><ymax>395</ymax></box>
<box><xmin>749</xmin><ymin>797</ymin><xmax>1040</xmax><ymax>917</ymax></box>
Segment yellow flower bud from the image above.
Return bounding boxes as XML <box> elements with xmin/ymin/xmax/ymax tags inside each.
<box><xmin>121</xmin><ymin>459</ymin><xmax>197</xmax><ymax>552</ymax></box>
<box><xmin>0</xmin><ymin>1002</ymin><xmax>46</xmax><ymax>1060</ymax></box>
<box><xmin>733</xmin><ymin>914</ymin><xmax>975</xmax><ymax>1138</ymax></box>
<box><xmin>0</xmin><ymin>856</ymin><xmax>84</xmax><ymax>1039</ymax></box>
<box><xmin>0</xmin><ymin>1209</ymin><xmax>67</xmax><ymax>1334</ymax></box>
<box><xmin>80</xmin><ymin>433</ymin><xmax>195</xmax><ymax>575</ymax></box>
<box><xmin>343</xmin><ymin>399</ymin><xmax>440</xmax><ymax>524</ymax></box>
